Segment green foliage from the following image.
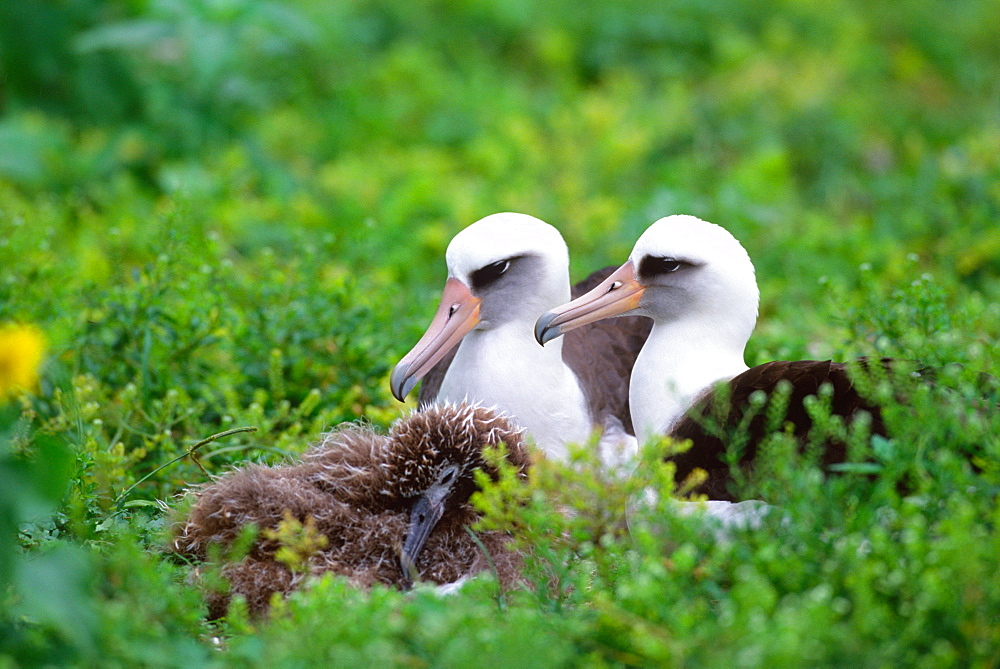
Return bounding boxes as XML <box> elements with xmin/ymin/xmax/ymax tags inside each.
<box><xmin>222</xmin><ymin>578</ymin><xmax>580</xmax><ymax>666</ymax></box>
<box><xmin>0</xmin><ymin>0</ymin><xmax>997</xmax><ymax>665</ymax></box>
<box><xmin>0</xmin><ymin>407</ymin><xmax>73</xmax><ymax>589</ymax></box>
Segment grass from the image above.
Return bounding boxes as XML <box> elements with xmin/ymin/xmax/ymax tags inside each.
<box><xmin>1</xmin><ymin>0</ymin><xmax>998</xmax><ymax>665</ymax></box>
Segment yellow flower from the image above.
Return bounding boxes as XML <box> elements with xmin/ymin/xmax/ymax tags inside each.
<box><xmin>0</xmin><ymin>323</ymin><xmax>45</xmax><ymax>402</ymax></box>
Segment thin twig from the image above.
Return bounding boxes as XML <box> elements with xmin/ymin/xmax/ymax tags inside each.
<box><xmin>114</xmin><ymin>426</ymin><xmax>257</xmax><ymax>509</ymax></box>
<box><xmin>465</xmin><ymin>526</ymin><xmax>507</xmax><ymax>611</ymax></box>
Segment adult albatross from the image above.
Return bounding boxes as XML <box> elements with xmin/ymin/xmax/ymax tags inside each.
<box><xmin>390</xmin><ymin>213</ymin><xmax>650</xmax><ymax>462</ymax></box>
<box><xmin>535</xmin><ymin>215</ymin><xmax>913</xmax><ymax>499</ymax></box>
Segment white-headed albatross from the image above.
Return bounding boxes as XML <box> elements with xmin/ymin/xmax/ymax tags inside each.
<box><xmin>390</xmin><ymin>213</ymin><xmax>651</xmax><ymax>463</ymax></box>
<box><xmin>535</xmin><ymin>215</ymin><xmax>910</xmax><ymax>500</ymax></box>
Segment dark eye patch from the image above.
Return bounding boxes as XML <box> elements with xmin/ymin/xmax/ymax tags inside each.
<box><xmin>470</xmin><ymin>257</ymin><xmax>515</xmax><ymax>290</ymax></box>
<box><xmin>638</xmin><ymin>255</ymin><xmax>692</xmax><ymax>278</ymax></box>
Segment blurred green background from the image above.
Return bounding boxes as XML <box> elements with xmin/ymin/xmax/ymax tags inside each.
<box><xmin>0</xmin><ymin>0</ymin><xmax>998</xmax><ymax>664</ymax></box>
<box><xmin>3</xmin><ymin>0</ymin><xmax>998</xmax><ymax>281</ymax></box>
<box><xmin>2</xmin><ymin>0</ymin><xmax>998</xmax><ymax>375</ymax></box>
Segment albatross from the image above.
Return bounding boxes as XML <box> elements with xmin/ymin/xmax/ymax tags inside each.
<box><xmin>171</xmin><ymin>402</ymin><xmax>529</xmax><ymax>616</ymax></box>
<box><xmin>535</xmin><ymin>215</ymin><xmax>914</xmax><ymax>499</ymax></box>
<box><xmin>390</xmin><ymin>213</ymin><xmax>650</xmax><ymax>463</ymax></box>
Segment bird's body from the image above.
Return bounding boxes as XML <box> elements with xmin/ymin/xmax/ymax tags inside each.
<box><xmin>666</xmin><ymin>359</ymin><xmax>895</xmax><ymax>499</ymax></box>
<box><xmin>627</xmin><ymin>309</ymin><xmax>751</xmax><ymax>442</ymax></box>
<box><xmin>171</xmin><ymin>403</ymin><xmax>529</xmax><ymax>617</ymax></box>
<box><xmin>536</xmin><ymin>215</ymin><xmax>911</xmax><ymax>499</ymax></box>
<box><xmin>392</xmin><ymin>213</ymin><xmax>650</xmax><ymax>463</ymax></box>
<box><xmin>438</xmin><ymin>319</ymin><xmax>590</xmax><ymax>452</ymax></box>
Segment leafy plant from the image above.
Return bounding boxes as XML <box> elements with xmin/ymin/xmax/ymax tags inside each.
<box><xmin>1</xmin><ymin>0</ymin><xmax>997</xmax><ymax>664</ymax></box>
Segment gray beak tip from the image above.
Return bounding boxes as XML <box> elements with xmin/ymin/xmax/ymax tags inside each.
<box><xmin>399</xmin><ymin>549</ymin><xmax>417</xmax><ymax>590</ymax></box>
<box><xmin>534</xmin><ymin>311</ymin><xmax>560</xmax><ymax>346</ymax></box>
<box><xmin>390</xmin><ymin>363</ymin><xmax>415</xmax><ymax>402</ymax></box>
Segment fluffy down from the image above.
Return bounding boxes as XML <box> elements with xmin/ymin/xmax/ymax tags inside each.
<box><xmin>170</xmin><ymin>402</ymin><xmax>529</xmax><ymax>617</ymax></box>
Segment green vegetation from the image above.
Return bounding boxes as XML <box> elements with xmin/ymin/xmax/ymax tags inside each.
<box><xmin>1</xmin><ymin>0</ymin><xmax>997</xmax><ymax>665</ymax></box>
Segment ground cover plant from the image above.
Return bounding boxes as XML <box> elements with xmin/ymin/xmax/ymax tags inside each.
<box><xmin>1</xmin><ymin>0</ymin><xmax>998</xmax><ymax>665</ymax></box>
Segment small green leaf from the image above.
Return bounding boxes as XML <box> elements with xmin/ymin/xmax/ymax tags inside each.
<box><xmin>827</xmin><ymin>462</ymin><xmax>884</xmax><ymax>474</ymax></box>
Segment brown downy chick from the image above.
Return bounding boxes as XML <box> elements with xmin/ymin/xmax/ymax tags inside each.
<box><xmin>170</xmin><ymin>402</ymin><xmax>529</xmax><ymax>617</ymax></box>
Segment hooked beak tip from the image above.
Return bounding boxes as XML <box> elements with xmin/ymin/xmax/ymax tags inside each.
<box><xmin>399</xmin><ymin>550</ymin><xmax>417</xmax><ymax>589</ymax></box>
<box><xmin>534</xmin><ymin>311</ymin><xmax>561</xmax><ymax>346</ymax></box>
<box><xmin>390</xmin><ymin>363</ymin><xmax>415</xmax><ymax>402</ymax></box>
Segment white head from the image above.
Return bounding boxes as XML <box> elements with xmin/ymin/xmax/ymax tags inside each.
<box><xmin>626</xmin><ymin>215</ymin><xmax>759</xmax><ymax>347</ymax></box>
<box><xmin>391</xmin><ymin>213</ymin><xmax>572</xmax><ymax>401</ymax></box>
<box><xmin>536</xmin><ymin>214</ymin><xmax>759</xmax><ymax>353</ymax></box>
<box><xmin>445</xmin><ymin>212</ymin><xmax>571</xmax><ymax>328</ymax></box>
<box><xmin>535</xmin><ymin>214</ymin><xmax>760</xmax><ymax>437</ymax></box>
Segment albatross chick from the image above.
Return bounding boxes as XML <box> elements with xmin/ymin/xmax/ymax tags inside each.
<box><xmin>171</xmin><ymin>403</ymin><xmax>529</xmax><ymax>617</ymax></box>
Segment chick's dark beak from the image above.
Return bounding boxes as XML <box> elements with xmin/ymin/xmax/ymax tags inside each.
<box><xmin>399</xmin><ymin>478</ymin><xmax>455</xmax><ymax>587</ymax></box>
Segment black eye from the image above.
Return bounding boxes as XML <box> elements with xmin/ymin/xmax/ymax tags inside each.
<box><xmin>470</xmin><ymin>259</ymin><xmax>511</xmax><ymax>290</ymax></box>
<box><xmin>639</xmin><ymin>256</ymin><xmax>688</xmax><ymax>278</ymax></box>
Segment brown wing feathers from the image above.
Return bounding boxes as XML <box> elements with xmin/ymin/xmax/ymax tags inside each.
<box><xmin>562</xmin><ymin>266</ymin><xmax>652</xmax><ymax>436</ymax></box>
<box><xmin>667</xmin><ymin>359</ymin><xmax>896</xmax><ymax>500</ymax></box>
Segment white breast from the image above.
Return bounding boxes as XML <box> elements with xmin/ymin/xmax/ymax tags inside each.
<box><xmin>438</xmin><ymin>324</ymin><xmax>591</xmax><ymax>460</ymax></box>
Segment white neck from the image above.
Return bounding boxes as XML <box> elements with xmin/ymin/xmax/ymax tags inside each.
<box><xmin>438</xmin><ymin>321</ymin><xmax>591</xmax><ymax>460</ymax></box>
<box><xmin>630</xmin><ymin>318</ymin><xmax>749</xmax><ymax>442</ymax></box>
